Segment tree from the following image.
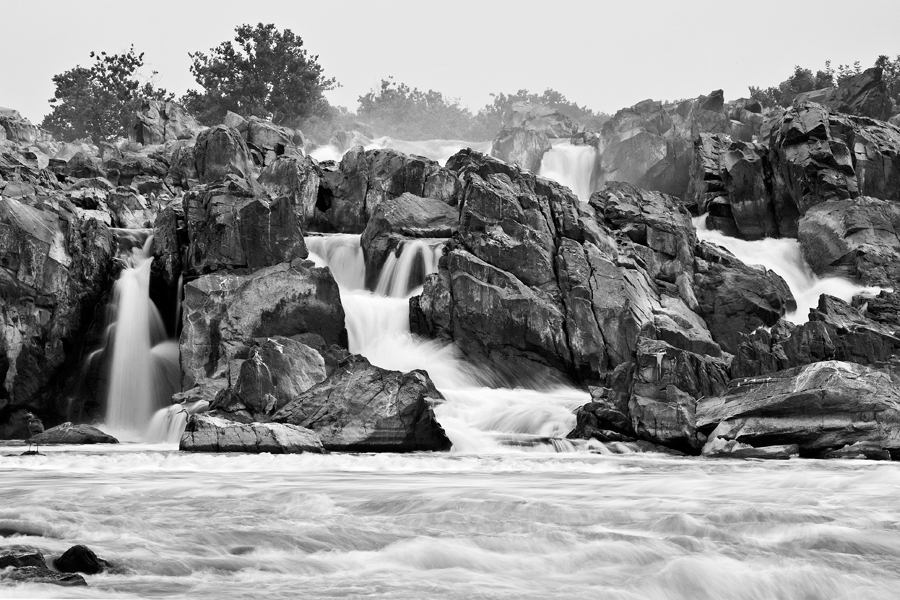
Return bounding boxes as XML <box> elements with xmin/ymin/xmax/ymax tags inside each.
<box><xmin>183</xmin><ymin>23</ymin><xmax>337</xmax><ymax>126</ymax></box>
<box><xmin>874</xmin><ymin>54</ymin><xmax>900</xmax><ymax>105</ymax></box>
<box><xmin>41</xmin><ymin>47</ymin><xmax>170</xmax><ymax>143</ymax></box>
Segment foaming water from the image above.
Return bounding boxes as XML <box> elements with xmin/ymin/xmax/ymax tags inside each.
<box><xmin>309</xmin><ymin>137</ymin><xmax>492</xmax><ymax>166</ymax></box>
<box><xmin>2</xmin><ymin>448</ymin><xmax>899</xmax><ymax>599</ymax></box>
<box><xmin>307</xmin><ymin>235</ymin><xmax>589</xmax><ymax>452</ymax></box>
<box><xmin>104</xmin><ymin>236</ymin><xmax>181</xmax><ymax>441</ymax></box>
<box><xmin>693</xmin><ymin>216</ymin><xmax>883</xmax><ymax>324</ymax></box>
<box><xmin>538</xmin><ymin>140</ymin><xmax>597</xmax><ymax>202</ymax></box>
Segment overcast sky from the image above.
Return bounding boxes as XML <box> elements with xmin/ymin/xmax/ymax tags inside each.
<box><xmin>3</xmin><ymin>0</ymin><xmax>899</xmax><ymax>125</ymax></box>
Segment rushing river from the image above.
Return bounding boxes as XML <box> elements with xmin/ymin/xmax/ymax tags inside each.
<box><xmin>2</xmin><ymin>447</ymin><xmax>899</xmax><ymax>599</ymax></box>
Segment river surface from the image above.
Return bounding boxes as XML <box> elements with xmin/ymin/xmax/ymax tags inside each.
<box><xmin>2</xmin><ymin>447</ymin><xmax>900</xmax><ymax>599</ymax></box>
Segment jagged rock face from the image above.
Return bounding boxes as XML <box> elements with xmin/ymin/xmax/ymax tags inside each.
<box><xmin>321</xmin><ymin>147</ymin><xmax>462</xmax><ymax>233</ymax></box>
<box><xmin>102</xmin><ymin>152</ymin><xmax>168</xmax><ymax>187</ymax></box>
<box><xmin>798</xmin><ymin>197</ymin><xmax>900</xmax><ymax>287</ymax></box>
<box><xmin>272</xmin><ymin>354</ymin><xmax>451</xmax><ymax>452</ymax></box>
<box><xmin>258</xmin><ymin>154</ymin><xmax>323</xmax><ymax>227</ymax></box>
<box><xmin>697</xmin><ymin>361</ymin><xmax>900</xmax><ymax>457</ymax></box>
<box><xmin>490</xmin><ymin>127</ymin><xmax>551</xmax><ymax>172</ymax></box>
<box><xmin>180</xmin><ymin>260</ymin><xmax>345</xmax><ymax>389</ymax></box>
<box><xmin>182</xmin><ymin>176</ymin><xmax>308</xmax><ymax>276</ymax></box>
<box><xmin>693</xmin><ymin>241</ymin><xmax>795</xmax><ymax>354</ymax></box>
<box><xmin>151</xmin><ymin>201</ymin><xmax>184</xmax><ymax>288</ymax></box>
<box><xmin>0</xmin><ymin>107</ymin><xmax>40</xmax><ymax>146</ymax></box>
<box><xmin>224</xmin><ymin>112</ymin><xmax>305</xmax><ymax>166</ymax></box>
<box><xmin>854</xmin><ymin>290</ymin><xmax>900</xmax><ymax>332</ymax></box>
<box><xmin>795</xmin><ymin>67</ymin><xmax>892</xmax><ymax>121</ymax></box>
<box><xmin>505</xmin><ymin>102</ymin><xmax>584</xmax><ymax>137</ymax></box>
<box><xmin>194</xmin><ymin>125</ymin><xmax>254</xmax><ymax>183</ymax></box>
<box><xmin>180</xmin><ymin>413</ymin><xmax>325</xmax><ymax>453</ymax></box>
<box><xmin>130</xmin><ymin>100</ymin><xmax>201</xmax><ymax>146</ymax></box>
<box><xmin>732</xmin><ymin>295</ymin><xmax>900</xmax><ymax>378</ymax></box>
<box><xmin>0</xmin><ymin>195</ymin><xmax>111</xmax><ymax>438</ymax></box>
<box><xmin>360</xmin><ymin>192</ymin><xmax>457</xmax><ymax>289</ymax></box>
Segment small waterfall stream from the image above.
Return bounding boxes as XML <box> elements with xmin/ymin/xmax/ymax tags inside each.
<box><xmin>307</xmin><ymin>235</ymin><xmax>590</xmax><ymax>453</ymax></box>
<box><xmin>537</xmin><ymin>140</ymin><xmax>597</xmax><ymax>202</ymax></box>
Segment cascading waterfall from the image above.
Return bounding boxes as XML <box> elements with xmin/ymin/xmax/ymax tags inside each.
<box><xmin>307</xmin><ymin>235</ymin><xmax>590</xmax><ymax>453</ymax></box>
<box><xmin>693</xmin><ymin>215</ymin><xmax>884</xmax><ymax>323</ymax></box>
<box><xmin>104</xmin><ymin>234</ymin><xmax>181</xmax><ymax>441</ymax></box>
<box><xmin>537</xmin><ymin>140</ymin><xmax>597</xmax><ymax>202</ymax></box>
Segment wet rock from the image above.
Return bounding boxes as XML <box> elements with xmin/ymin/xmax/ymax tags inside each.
<box><xmin>701</xmin><ymin>436</ymin><xmax>799</xmax><ymax>459</ymax></box>
<box><xmin>818</xmin><ymin>441</ymin><xmax>891</xmax><ymax>460</ymax></box>
<box><xmin>130</xmin><ymin>100</ymin><xmax>201</xmax><ymax>145</ymax></box>
<box><xmin>854</xmin><ymin>290</ymin><xmax>900</xmax><ymax>333</ymax></box>
<box><xmin>490</xmin><ymin>127</ymin><xmax>551</xmax><ymax>172</ymax></box>
<box><xmin>151</xmin><ymin>201</ymin><xmax>184</xmax><ymax>287</ymax></box>
<box><xmin>798</xmin><ymin>197</ymin><xmax>900</xmax><ymax>287</ymax></box>
<box><xmin>29</xmin><ymin>423</ymin><xmax>118</xmax><ymax>445</ymax></box>
<box><xmin>0</xmin><ymin>566</ymin><xmax>86</xmax><ymax>587</ymax></box>
<box><xmin>180</xmin><ymin>260</ymin><xmax>346</xmax><ymax>389</ymax></box>
<box><xmin>167</xmin><ymin>143</ymin><xmax>198</xmax><ymax>189</ymax></box>
<box><xmin>180</xmin><ymin>414</ymin><xmax>324</xmax><ymax>453</ymax></box>
<box><xmin>194</xmin><ymin>125</ymin><xmax>254</xmax><ymax>183</ymax></box>
<box><xmin>273</xmin><ymin>354</ymin><xmax>451</xmax><ymax>452</ymax></box>
<box><xmin>183</xmin><ymin>175</ymin><xmax>308</xmax><ymax>276</ymax></box>
<box><xmin>53</xmin><ymin>545</ymin><xmax>109</xmax><ymax>575</ymax></box>
<box><xmin>697</xmin><ymin>361</ymin><xmax>900</xmax><ymax>454</ymax></box>
<box><xmin>0</xmin><ymin>549</ymin><xmax>46</xmax><ymax>569</ymax></box>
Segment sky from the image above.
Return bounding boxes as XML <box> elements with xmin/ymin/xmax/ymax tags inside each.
<box><xmin>2</xmin><ymin>0</ymin><xmax>900</xmax><ymax>125</ymax></box>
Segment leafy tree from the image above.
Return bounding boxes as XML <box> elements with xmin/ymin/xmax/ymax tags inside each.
<box><xmin>42</xmin><ymin>47</ymin><xmax>170</xmax><ymax>143</ymax></box>
<box><xmin>183</xmin><ymin>23</ymin><xmax>337</xmax><ymax>126</ymax></box>
<box><xmin>874</xmin><ymin>54</ymin><xmax>900</xmax><ymax>105</ymax></box>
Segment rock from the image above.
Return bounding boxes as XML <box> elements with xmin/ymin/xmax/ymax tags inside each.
<box><xmin>180</xmin><ymin>260</ymin><xmax>346</xmax><ymax>389</ymax></box>
<box><xmin>102</xmin><ymin>152</ymin><xmax>168</xmax><ymax>187</ymax></box>
<box><xmin>151</xmin><ymin>201</ymin><xmax>184</xmax><ymax>287</ymax></box>
<box><xmin>693</xmin><ymin>241</ymin><xmax>795</xmax><ymax>354</ymax></box>
<box><xmin>794</xmin><ymin>67</ymin><xmax>892</xmax><ymax>121</ymax></box>
<box><xmin>183</xmin><ymin>176</ymin><xmax>308</xmax><ymax>276</ymax></box>
<box><xmin>0</xmin><ymin>549</ymin><xmax>46</xmax><ymax>569</ymax></box>
<box><xmin>194</xmin><ymin>125</ymin><xmax>254</xmax><ymax>183</ymax></box>
<box><xmin>359</xmin><ymin>192</ymin><xmax>457</xmax><ymax>288</ymax></box>
<box><xmin>53</xmin><ymin>545</ymin><xmax>109</xmax><ymax>574</ymax></box>
<box><xmin>0</xmin><ymin>108</ymin><xmax>40</xmax><ymax>146</ymax></box>
<box><xmin>216</xmin><ymin>336</ymin><xmax>327</xmax><ymax>419</ymax></box>
<box><xmin>701</xmin><ymin>436</ymin><xmax>799</xmax><ymax>459</ymax></box>
<box><xmin>29</xmin><ymin>423</ymin><xmax>118</xmax><ymax>445</ymax></box>
<box><xmin>245</xmin><ymin>117</ymin><xmax>304</xmax><ymax>163</ymax></box>
<box><xmin>819</xmin><ymin>441</ymin><xmax>891</xmax><ymax>460</ymax></box>
<box><xmin>697</xmin><ymin>361</ymin><xmax>900</xmax><ymax>455</ymax></box>
<box><xmin>0</xmin><ymin>566</ymin><xmax>86</xmax><ymax>587</ymax></box>
<box><xmin>490</xmin><ymin>127</ymin><xmax>551</xmax><ymax>172</ymax></box>
<box><xmin>130</xmin><ymin>100</ymin><xmax>201</xmax><ymax>145</ymax></box>
<box><xmin>168</xmin><ymin>143</ymin><xmax>198</xmax><ymax>189</ymax></box>
<box><xmin>798</xmin><ymin>197</ymin><xmax>900</xmax><ymax>287</ymax></box>
<box><xmin>504</xmin><ymin>102</ymin><xmax>584</xmax><ymax>137</ymax></box>
<box><xmin>258</xmin><ymin>154</ymin><xmax>323</xmax><ymax>228</ymax></box>
<box><xmin>179</xmin><ymin>414</ymin><xmax>324</xmax><ymax>453</ymax></box>
<box><xmin>854</xmin><ymin>290</ymin><xmax>900</xmax><ymax>333</ymax></box>
<box><xmin>321</xmin><ymin>147</ymin><xmax>461</xmax><ymax>233</ymax></box>
<box><xmin>272</xmin><ymin>354</ymin><xmax>451</xmax><ymax>452</ymax></box>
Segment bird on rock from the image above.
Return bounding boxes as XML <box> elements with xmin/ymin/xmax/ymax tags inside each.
<box><xmin>25</xmin><ymin>412</ymin><xmax>44</xmax><ymax>454</ymax></box>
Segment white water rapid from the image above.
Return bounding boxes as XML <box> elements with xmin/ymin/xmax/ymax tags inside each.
<box><xmin>537</xmin><ymin>140</ymin><xmax>597</xmax><ymax>202</ymax></box>
<box><xmin>103</xmin><ymin>234</ymin><xmax>181</xmax><ymax>442</ymax></box>
<box><xmin>306</xmin><ymin>235</ymin><xmax>590</xmax><ymax>453</ymax></box>
<box><xmin>693</xmin><ymin>216</ymin><xmax>884</xmax><ymax>324</ymax></box>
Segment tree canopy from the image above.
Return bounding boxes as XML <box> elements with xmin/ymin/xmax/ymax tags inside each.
<box><xmin>182</xmin><ymin>23</ymin><xmax>337</xmax><ymax>126</ymax></box>
<box><xmin>41</xmin><ymin>47</ymin><xmax>170</xmax><ymax>143</ymax></box>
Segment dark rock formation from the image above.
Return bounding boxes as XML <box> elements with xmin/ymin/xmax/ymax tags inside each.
<box><xmin>180</xmin><ymin>259</ymin><xmax>345</xmax><ymax>389</ymax></box>
<box><xmin>130</xmin><ymin>100</ymin><xmax>201</xmax><ymax>146</ymax></box>
<box><xmin>794</xmin><ymin>67</ymin><xmax>892</xmax><ymax>121</ymax></box>
<box><xmin>853</xmin><ymin>290</ymin><xmax>900</xmax><ymax>333</ymax></box>
<box><xmin>54</xmin><ymin>545</ymin><xmax>110</xmax><ymax>574</ymax></box>
<box><xmin>258</xmin><ymin>154</ymin><xmax>323</xmax><ymax>227</ymax></box>
<box><xmin>490</xmin><ymin>127</ymin><xmax>551</xmax><ymax>172</ymax></box>
<box><xmin>0</xmin><ymin>549</ymin><xmax>46</xmax><ymax>569</ymax></box>
<box><xmin>28</xmin><ymin>423</ymin><xmax>118</xmax><ymax>444</ymax></box>
<box><xmin>180</xmin><ymin>413</ymin><xmax>325</xmax><ymax>453</ymax></box>
<box><xmin>701</xmin><ymin>438</ymin><xmax>799</xmax><ymax>459</ymax></box>
<box><xmin>194</xmin><ymin>125</ymin><xmax>254</xmax><ymax>183</ymax></box>
<box><xmin>0</xmin><ymin>566</ymin><xmax>87</xmax><ymax>587</ymax></box>
<box><xmin>273</xmin><ymin>354</ymin><xmax>451</xmax><ymax>451</ymax></box>
<box><xmin>798</xmin><ymin>197</ymin><xmax>900</xmax><ymax>286</ymax></box>
<box><xmin>698</xmin><ymin>361</ymin><xmax>900</xmax><ymax>457</ymax></box>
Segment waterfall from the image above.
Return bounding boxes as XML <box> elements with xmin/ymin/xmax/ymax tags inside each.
<box><xmin>537</xmin><ymin>140</ymin><xmax>597</xmax><ymax>202</ymax></box>
<box><xmin>308</xmin><ymin>235</ymin><xmax>590</xmax><ymax>453</ymax></box>
<box><xmin>145</xmin><ymin>400</ymin><xmax>210</xmax><ymax>444</ymax></box>
<box><xmin>104</xmin><ymin>234</ymin><xmax>181</xmax><ymax>441</ymax></box>
<box><xmin>693</xmin><ymin>215</ymin><xmax>884</xmax><ymax>324</ymax></box>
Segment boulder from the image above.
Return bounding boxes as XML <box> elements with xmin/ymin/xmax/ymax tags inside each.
<box><xmin>798</xmin><ymin>197</ymin><xmax>900</xmax><ymax>287</ymax></box>
<box><xmin>697</xmin><ymin>361</ymin><xmax>900</xmax><ymax>455</ymax></box>
<box><xmin>102</xmin><ymin>152</ymin><xmax>168</xmax><ymax>187</ymax></box>
<box><xmin>490</xmin><ymin>127</ymin><xmax>551</xmax><ymax>172</ymax></box>
<box><xmin>819</xmin><ymin>441</ymin><xmax>892</xmax><ymax>460</ymax></box>
<box><xmin>29</xmin><ymin>423</ymin><xmax>118</xmax><ymax>445</ymax></box>
<box><xmin>194</xmin><ymin>125</ymin><xmax>254</xmax><ymax>183</ymax></box>
<box><xmin>0</xmin><ymin>108</ymin><xmax>40</xmax><ymax>146</ymax></box>
<box><xmin>179</xmin><ymin>414</ymin><xmax>324</xmax><ymax>453</ymax></box>
<box><xmin>0</xmin><ymin>566</ymin><xmax>86</xmax><ymax>587</ymax></box>
<box><xmin>701</xmin><ymin>436</ymin><xmax>799</xmax><ymax>459</ymax></box>
<box><xmin>180</xmin><ymin>260</ymin><xmax>345</xmax><ymax>389</ymax></box>
<box><xmin>53</xmin><ymin>545</ymin><xmax>109</xmax><ymax>574</ymax></box>
<box><xmin>504</xmin><ymin>102</ymin><xmax>583</xmax><ymax>137</ymax></box>
<box><xmin>183</xmin><ymin>176</ymin><xmax>308</xmax><ymax>276</ymax></box>
<box><xmin>272</xmin><ymin>354</ymin><xmax>451</xmax><ymax>452</ymax></box>
<box><xmin>0</xmin><ymin>549</ymin><xmax>46</xmax><ymax>569</ymax></box>
<box><xmin>258</xmin><ymin>154</ymin><xmax>323</xmax><ymax>228</ymax></box>
<box><xmin>130</xmin><ymin>100</ymin><xmax>201</xmax><ymax>145</ymax></box>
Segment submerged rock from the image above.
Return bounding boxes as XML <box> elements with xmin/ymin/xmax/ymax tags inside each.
<box><xmin>0</xmin><ymin>566</ymin><xmax>86</xmax><ymax>587</ymax></box>
<box><xmin>0</xmin><ymin>549</ymin><xmax>46</xmax><ymax>569</ymax></box>
<box><xmin>53</xmin><ymin>545</ymin><xmax>109</xmax><ymax>575</ymax></box>
<box><xmin>272</xmin><ymin>354</ymin><xmax>451</xmax><ymax>452</ymax></box>
<box><xmin>28</xmin><ymin>423</ymin><xmax>118</xmax><ymax>445</ymax></box>
<box><xmin>180</xmin><ymin>414</ymin><xmax>325</xmax><ymax>453</ymax></box>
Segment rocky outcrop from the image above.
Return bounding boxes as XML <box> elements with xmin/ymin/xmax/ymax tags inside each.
<box><xmin>0</xmin><ymin>549</ymin><xmax>47</xmax><ymax>569</ymax></box>
<box><xmin>490</xmin><ymin>127</ymin><xmax>551</xmax><ymax>173</ymax></box>
<box><xmin>505</xmin><ymin>102</ymin><xmax>584</xmax><ymax>138</ymax></box>
<box><xmin>795</xmin><ymin>67</ymin><xmax>892</xmax><ymax>121</ymax></box>
<box><xmin>179</xmin><ymin>413</ymin><xmax>325</xmax><ymax>453</ymax></box>
<box><xmin>0</xmin><ymin>566</ymin><xmax>87</xmax><ymax>587</ymax></box>
<box><xmin>194</xmin><ymin>125</ymin><xmax>254</xmax><ymax>183</ymax></box>
<box><xmin>320</xmin><ymin>147</ymin><xmax>461</xmax><ymax>233</ymax></box>
<box><xmin>182</xmin><ymin>176</ymin><xmax>307</xmax><ymax>275</ymax></box>
<box><xmin>697</xmin><ymin>361</ymin><xmax>900</xmax><ymax>458</ymax></box>
<box><xmin>180</xmin><ymin>260</ymin><xmax>345</xmax><ymax>389</ymax></box>
<box><xmin>224</xmin><ymin>112</ymin><xmax>304</xmax><ymax>165</ymax></box>
<box><xmin>28</xmin><ymin>423</ymin><xmax>118</xmax><ymax>444</ymax></box>
<box><xmin>854</xmin><ymin>290</ymin><xmax>900</xmax><ymax>333</ymax></box>
<box><xmin>258</xmin><ymin>154</ymin><xmax>324</xmax><ymax>228</ymax></box>
<box><xmin>272</xmin><ymin>354</ymin><xmax>451</xmax><ymax>452</ymax></box>
<box><xmin>0</xmin><ymin>108</ymin><xmax>41</xmax><ymax>146</ymax></box>
<box><xmin>798</xmin><ymin>197</ymin><xmax>900</xmax><ymax>287</ymax></box>
<box><xmin>54</xmin><ymin>545</ymin><xmax>111</xmax><ymax>575</ymax></box>
<box><xmin>130</xmin><ymin>100</ymin><xmax>201</xmax><ymax>146</ymax></box>
<box><xmin>701</xmin><ymin>437</ymin><xmax>799</xmax><ymax>459</ymax></box>
<box><xmin>360</xmin><ymin>192</ymin><xmax>457</xmax><ymax>289</ymax></box>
